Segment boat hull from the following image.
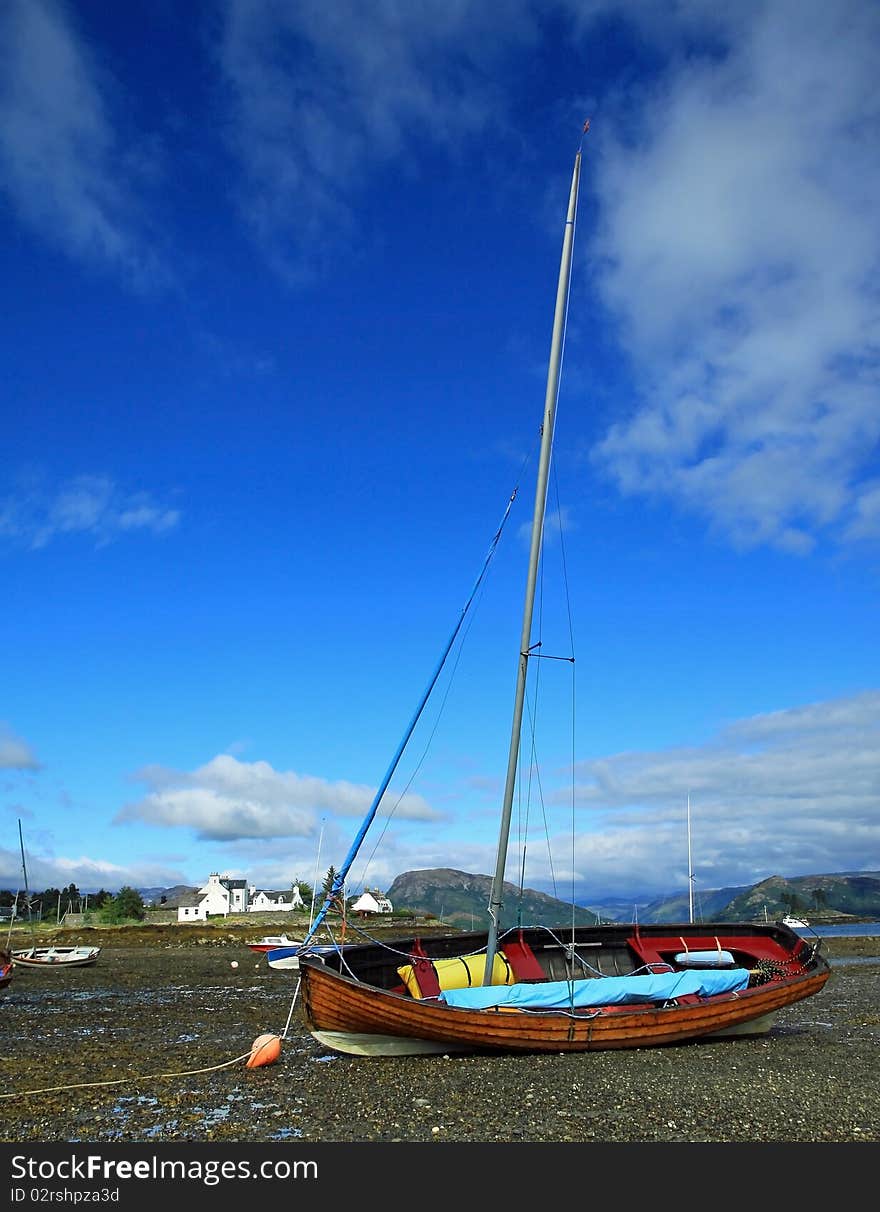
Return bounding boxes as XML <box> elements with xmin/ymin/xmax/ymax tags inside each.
<box><xmin>12</xmin><ymin>946</ymin><xmax>101</xmax><ymax>968</ymax></box>
<box><xmin>297</xmin><ymin>922</ymin><xmax>831</xmax><ymax>1057</ymax></box>
<box><xmin>247</xmin><ymin>936</ymin><xmax>300</xmax><ymax>954</ymax></box>
<box><xmin>267</xmin><ymin>943</ymin><xmax>341</xmax><ymax>971</ymax></box>
<box><xmin>309</xmin><ymin>1008</ymin><xmax>784</xmax><ymax>1056</ymax></box>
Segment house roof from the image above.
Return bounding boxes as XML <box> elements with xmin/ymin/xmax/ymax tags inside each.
<box><xmin>176</xmin><ymin>893</ymin><xmax>203</xmax><ymax>908</ymax></box>
<box><xmin>352</xmin><ymin>890</ymin><xmax>392</xmax><ymax>910</ymax></box>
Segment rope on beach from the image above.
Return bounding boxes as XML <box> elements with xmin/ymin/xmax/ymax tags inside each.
<box><xmin>0</xmin><ymin>1049</ymin><xmax>256</xmax><ymax>1101</ymax></box>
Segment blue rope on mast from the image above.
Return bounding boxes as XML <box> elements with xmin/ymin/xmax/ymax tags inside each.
<box><xmin>302</xmin><ymin>486</ymin><xmax>519</xmax><ymax>947</ymax></box>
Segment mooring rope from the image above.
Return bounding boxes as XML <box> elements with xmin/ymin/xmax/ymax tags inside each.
<box><xmin>0</xmin><ymin>1049</ymin><xmax>256</xmax><ymax>1101</ymax></box>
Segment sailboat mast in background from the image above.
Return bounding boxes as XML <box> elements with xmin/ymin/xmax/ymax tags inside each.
<box><xmin>18</xmin><ymin>819</ymin><xmax>30</xmax><ymax>922</ymax></box>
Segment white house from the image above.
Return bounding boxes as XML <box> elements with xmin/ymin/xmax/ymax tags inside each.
<box><xmin>350</xmin><ymin>889</ymin><xmax>393</xmax><ymax>916</ymax></box>
<box><xmin>248</xmin><ymin>884</ymin><xmax>305</xmax><ymax>913</ymax></box>
<box><xmin>176</xmin><ymin>874</ymin><xmax>309</xmax><ymax>921</ymax></box>
<box><xmin>177</xmin><ymin>873</ymin><xmax>248</xmax><ymax>921</ymax></box>
<box><xmin>176</xmin><ymin>893</ymin><xmax>207</xmax><ymax>923</ymax></box>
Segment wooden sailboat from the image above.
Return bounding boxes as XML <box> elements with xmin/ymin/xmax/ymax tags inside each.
<box><xmin>293</xmin><ymin>132</ymin><xmax>831</xmax><ymax>1057</ymax></box>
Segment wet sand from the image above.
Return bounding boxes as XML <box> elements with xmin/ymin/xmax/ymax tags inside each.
<box><xmin>1</xmin><ymin>934</ymin><xmax>877</xmax><ymax>1144</ymax></box>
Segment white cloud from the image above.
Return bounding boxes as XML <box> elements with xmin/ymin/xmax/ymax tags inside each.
<box><xmin>0</xmin><ymin>845</ymin><xmax>191</xmax><ymax>895</ymax></box>
<box><xmin>0</xmin><ymin>474</ymin><xmax>180</xmax><ymax>549</ymax></box>
<box><xmin>551</xmin><ymin>690</ymin><xmax>880</xmax><ymax>898</ymax></box>
<box><xmin>586</xmin><ymin>0</ymin><xmax>880</xmax><ymax>553</ymax></box>
<box><xmin>3</xmin><ymin>693</ymin><xmax>877</xmax><ymax>899</ymax></box>
<box><xmin>117</xmin><ymin>752</ymin><xmax>444</xmax><ymax>842</ymax></box>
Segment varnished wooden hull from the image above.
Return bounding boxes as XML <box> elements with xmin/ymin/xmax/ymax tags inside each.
<box><xmin>297</xmin><ymin>922</ymin><xmax>831</xmax><ymax>1056</ymax></box>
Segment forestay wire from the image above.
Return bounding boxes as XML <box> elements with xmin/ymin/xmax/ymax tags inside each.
<box><xmin>302</xmin><ymin>483</ymin><xmax>520</xmax><ymax>948</ymax></box>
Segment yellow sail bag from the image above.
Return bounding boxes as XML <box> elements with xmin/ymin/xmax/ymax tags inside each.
<box><xmin>397</xmin><ymin>951</ymin><xmax>514</xmax><ymax>999</ymax></box>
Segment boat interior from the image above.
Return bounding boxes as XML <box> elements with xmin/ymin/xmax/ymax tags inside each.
<box><xmin>302</xmin><ymin>922</ymin><xmax>819</xmax><ymax>998</ymax></box>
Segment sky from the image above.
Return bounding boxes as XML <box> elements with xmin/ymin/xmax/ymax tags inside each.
<box><xmin>2</xmin><ymin>0</ymin><xmax>879</xmax><ymax>910</ymax></box>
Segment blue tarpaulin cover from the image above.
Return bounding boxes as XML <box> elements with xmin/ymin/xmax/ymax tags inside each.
<box><xmin>437</xmin><ymin>967</ymin><xmax>751</xmax><ymax>1011</ymax></box>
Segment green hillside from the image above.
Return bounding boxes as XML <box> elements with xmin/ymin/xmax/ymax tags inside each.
<box><xmin>386</xmin><ymin>867</ymin><xmax>880</xmax><ymax>927</ymax></box>
<box><xmin>387</xmin><ymin>868</ymin><xmax>599</xmax><ymax>929</ymax></box>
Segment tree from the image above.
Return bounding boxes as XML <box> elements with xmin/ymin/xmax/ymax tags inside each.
<box><xmin>322</xmin><ymin>867</ymin><xmax>344</xmax><ymax>913</ymax></box>
<box><xmin>100</xmin><ymin>886</ymin><xmax>146</xmax><ymax>924</ymax></box>
<box><xmin>58</xmin><ymin>884</ymin><xmax>80</xmax><ymax>917</ymax></box>
<box><xmin>293</xmin><ymin>878</ymin><xmax>314</xmax><ymax>907</ymax></box>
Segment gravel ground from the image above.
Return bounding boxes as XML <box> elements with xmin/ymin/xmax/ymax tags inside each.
<box><xmin>0</xmin><ymin>935</ymin><xmax>877</xmax><ymax>1145</ymax></box>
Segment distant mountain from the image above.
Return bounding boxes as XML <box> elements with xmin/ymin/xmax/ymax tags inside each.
<box><xmin>138</xmin><ymin>884</ymin><xmax>198</xmax><ymax>908</ymax></box>
<box><xmin>721</xmin><ymin>872</ymin><xmax>880</xmax><ymax>921</ymax></box>
<box><xmin>387</xmin><ymin>868</ymin><xmax>599</xmax><ymax>929</ymax></box>
<box><xmin>386</xmin><ymin>868</ymin><xmax>880</xmax><ymax>927</ymax></box>
<box><xmin>592</xmin><ymin>885</ymin><xmax>749</xmax><ymax>925</ymax></box>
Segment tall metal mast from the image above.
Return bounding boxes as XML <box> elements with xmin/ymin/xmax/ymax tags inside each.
<box><xmin>483</xmin><ymin>143</ymin><xmax>583</xmax><ymax>981</ymax></box>
<box><xmin>687</xmin><ymin>792</ymin><xmax>695</xmax><ymax>924</ymax></box>
<box><xmin>18</xmin><ymin>818</ymin><xmax>31</xmax><ymax>921</ymax></box>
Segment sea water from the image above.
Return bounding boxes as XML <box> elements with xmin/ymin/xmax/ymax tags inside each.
<box><xmin>796</xmin><ymin>921</ymin><xmax>880</xmax><ymax>937</ymax></box>
<box><xmin>796</xmin><ymin>920</ymin><xmax>880</xmax><ymax>965</ymax></box>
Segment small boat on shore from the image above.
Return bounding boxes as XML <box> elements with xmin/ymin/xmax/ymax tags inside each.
<box><xmin>782</xmin><ymin>915</ymin><xmax>810</xmax><ymax>929</ymax></box>
<box><xmin>266</xmin><ymin>942</ymin><xmax>339</xmax><ymax>971</ymax></box>
<box><xmin>246</xmin><ymin>934</ymin><xmax>301</xmax><ymax>954</ymax></box>
<box><xmin>12</xmin><ymin>945</ymin><xmax>100</xmax><ymax>968</ymax></box>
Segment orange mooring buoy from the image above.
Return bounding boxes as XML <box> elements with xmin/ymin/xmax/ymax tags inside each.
<box><xmin>246</xmin><ymin>1032</ymin><xmax>282</xmax><ymax>1069</ymax></box>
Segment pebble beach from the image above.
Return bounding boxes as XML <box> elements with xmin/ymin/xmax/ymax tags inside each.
<box><xmin>1</xmin><ymin>930</ymin><xmax>877</xmax><ymax>1146</ymax></box>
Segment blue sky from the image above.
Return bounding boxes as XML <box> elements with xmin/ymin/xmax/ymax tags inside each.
<box><xmin>2</xmin><ymin>0</ymin><xmax>879</xmax><ymax>908</ymax></box>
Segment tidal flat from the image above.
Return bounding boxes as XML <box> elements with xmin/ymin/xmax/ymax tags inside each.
<box><xmin>1</xmin><ymin>934</ymin><xmax>877</xmax><ymax>1144</ymax></box>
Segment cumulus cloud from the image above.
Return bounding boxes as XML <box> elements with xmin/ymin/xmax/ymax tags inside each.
<box><xmin>544</xmin><ymin>690</ymin><xmax>880</xmax><ymax>898</ymax></box>
<box><xmin>586</xmin><ymin>0</ymin><xmax>880</xmax><ymax>554</ymax></box>
<box><xmin>0</xmin><ymin>845</ymin><xmax>191</xmax><ymax>895</ymax></box>
<box><xmin>117</xmin><ymin>752</ymin><xmax>444</xmax><ymax>842</ymax></box>
<box><xmin>100</xmin><ymin>694</ymin><xmax>880</xmax><ymax>898</ymax></box>
<box><xmin>4</xmin><ymin>693</ymin><xmax>876</xmax><ymax>899</ymax></box>
<box><xmin>0</xmin><ymin>474</ymin><xmax>180</xmax><ymax>549</ymax></box>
